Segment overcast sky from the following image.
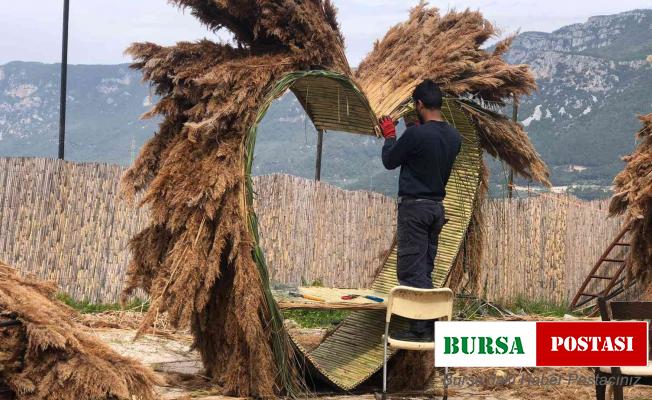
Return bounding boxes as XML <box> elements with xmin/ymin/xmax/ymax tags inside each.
<box><xmin>1</xmin><ymin>0</ymin><xmax>650</xmax><ymax>66</ymax></box>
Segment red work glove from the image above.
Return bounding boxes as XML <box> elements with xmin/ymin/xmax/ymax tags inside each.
<box><xmin>378</xmin><ymin>116</ymin><xmax>396</xmax><ymax>139</ymax></box>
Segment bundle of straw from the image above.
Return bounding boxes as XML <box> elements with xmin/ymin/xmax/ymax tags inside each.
<box><xmin>0</xmin><ymin>262</ymin><xmax>160</xmax><ymax>400</ymax></box>
<box><xmin>354</xmin><ymin>3</ymin><xmax>549</xmax><ymax>186</ymax></box>
<box><xmin>120</xmin><ymin>1</ymin><xmax>348</xmax><ymax>397</ymax></box>
<box><xmin>610</xmin><ymin>113</ymin><xmax>652</xmax><ymax>285</ymax></box>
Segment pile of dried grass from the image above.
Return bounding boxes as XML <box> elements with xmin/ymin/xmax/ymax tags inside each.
<box><xmin>460</xmin><ymin>102</ymin><xmax>550</xmax><ymax>185</ymax></box>
<box><xmin>610</xmin><ymin>114</ymin><xmax>652</xmax><ymax>285</ymax></box>
<box><xmin>0</xmin><ymin>262</ymin><xmax>159</xmax><ymax>400</ymax></box>
<box><xmin>355</xmin><ymin>3</ymin><xmax>549</xmax><ymax>186</ymax></box>
<box><xmin>356</xmin><ymin>6</ymin><xmax>534</xmax><ymax>105</ymax></box>
<box><xmin>120</xmin><ymin>0</ymin><xmax>348</xmax><ymax>397</ymax></box>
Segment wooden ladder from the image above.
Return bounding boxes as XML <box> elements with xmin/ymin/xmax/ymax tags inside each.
<box><xmin>569</xmin><ymin>222</ymin><xmax>635</xmax><ymax>313</ymax></box>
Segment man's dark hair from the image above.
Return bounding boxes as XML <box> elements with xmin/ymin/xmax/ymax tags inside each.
<box><xmin>412</xmin><ymin>79</ymin><xmax>443</xmax><ymax>109</ymax></box>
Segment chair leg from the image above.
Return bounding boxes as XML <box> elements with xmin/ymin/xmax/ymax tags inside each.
<box><xmin>434</xmin><ymin>320</ymin><xmax>449</xmax><ymax>400</ymax></box>
<box><xmin>595</xmin><ymin>382</ymin><xmax>606</xmax><ymax>400</ymax></box>
<box><xmin>613</xmin><ymin>384</ymin><xmax>624</xmax><ymax>400</ymax></box>
<box><xmin>383</xmin><ymin>323</ymin><xmax>389</xmax><ymax>398</ymax></box>
<box><xmin>595</xmin><ymin>370</ymin><xmax>606</xmax><ymax>400</ymax></box>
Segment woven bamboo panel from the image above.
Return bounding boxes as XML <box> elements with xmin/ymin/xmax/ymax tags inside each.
<box><xmin>302</xmin><ymin>98</ymin><xmax>481</xmax><ymax>389</ymax></box>
<box><xmin>291</xmin><ymin>75</ymin><xmax>377</xmax><ymax>136</ymax></box>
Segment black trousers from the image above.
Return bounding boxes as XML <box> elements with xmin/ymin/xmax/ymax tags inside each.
<box><xmin>396</xmin><ymin>199</ymin><xmax>446</xmax><ymax>333</ymax></box>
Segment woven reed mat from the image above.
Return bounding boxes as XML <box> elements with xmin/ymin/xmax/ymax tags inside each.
<box><xmin>276</xmin><ymin>287</ymin><xmax>388</xmax><ymax>310</ymax></box>
<box><xmin>274</xmin><ymin>98</ymin><xmax>481</xmax><ymax>390</ymax></box>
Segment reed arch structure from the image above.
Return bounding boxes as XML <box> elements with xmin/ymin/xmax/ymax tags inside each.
<box><xmin>244</xmin><ymin>70</ymin><xmax>482</xmax><ymax>389</ymax></box>
<box><xmin>121</xmin><ymin>2</ymin><xmax>551</xmax><ymax>396</ymax></box>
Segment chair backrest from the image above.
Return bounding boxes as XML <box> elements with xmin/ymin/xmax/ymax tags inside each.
<box><xmin>598</xmin><ymin>298</ymin><xmax>652</xmax><ymax>360</ymax></box>
<box><xmin>599</xmin><ymin>298</ymin><xmax>652</xmax><ymax>321</ymax></box>
<box><xmin>385</xmin><ymin>286</ymin><xmax>453</xmax><ymax>322</ymax></box>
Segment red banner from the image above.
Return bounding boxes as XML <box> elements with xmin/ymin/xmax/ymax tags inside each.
<box><xmin>536</xmin><ymin>321</ymin><xmax>648</xmax><ymax>367</ymax></box>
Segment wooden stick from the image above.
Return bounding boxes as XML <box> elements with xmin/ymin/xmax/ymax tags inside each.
<box><xmin>277</xmin><ymin>301</ymin><xmax>386</xmax><ymax>311</ymax></box>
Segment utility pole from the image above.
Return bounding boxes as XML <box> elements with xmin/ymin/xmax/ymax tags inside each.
<box><xmin>58</xmin><ymin>0</ymin><xmax>70</xmax><ymax>160</ymax></box>
<box><xmin>315</xmin><ymin>129</ymin><xmax>324</xmax><ymax>181</ymax></box>
<box><xmin>508</xmin><ymin>94</ymin><xmax>518</xmax><ymax>199</ymax></box>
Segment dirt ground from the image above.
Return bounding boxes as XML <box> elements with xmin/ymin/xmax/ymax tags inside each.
<box><xmin>81</xmin><ymin>312</ymin><xmax>652</xmax><ymax>400</ymax></box>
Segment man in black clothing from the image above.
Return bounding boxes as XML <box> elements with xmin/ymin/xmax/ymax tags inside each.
<box><xmin>379</xmin><ymin>79</ymin><xmax>461</xmax><ymax>341</ymax></box>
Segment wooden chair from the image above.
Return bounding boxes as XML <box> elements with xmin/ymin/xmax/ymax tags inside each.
<box><xmin>596</xmin><ymin>298</ymin><xmax>652</xmax><ymax>400</ymax></box>
<box><xmin>380</xmin><ymin>287</ymin><xmax>454</xmax><ymax>400</ymax></box>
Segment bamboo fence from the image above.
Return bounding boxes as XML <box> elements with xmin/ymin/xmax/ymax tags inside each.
<box><xmin>253</xmin><ymin>174</ymin><xmax>396</xmax><ymax>287</ymax></box>
<box><xmin>0</xmin><ymin>157</ymin><xmax>626</xmax><ymax>305</ymax></box>
<box><xmin>0</xmin><ymin>157</ymin><xmax>149</xmax><ymax>302</ymax></box>
<box><xmin>479</xmin><ymin>195</ymin><xmax>624</xmax><ymax>304</ymax></box>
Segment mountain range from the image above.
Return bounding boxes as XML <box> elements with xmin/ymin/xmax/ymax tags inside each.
<box><xmin>0</xmin><ymin>9</ymin><xmax>650</xmax><ymax>199</ymax></box>
<box><xmin>503</xmin><ymin>9</ymin><xmax>652</xmax><ymax>198</ymax></box>
<box><xmin>0</xmin><ymin>63</ymin><xmax>157</xmax><ymax>165</ymax></box>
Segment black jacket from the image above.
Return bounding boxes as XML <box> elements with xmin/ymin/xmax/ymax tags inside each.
<box><xmin>382</xmin><ymin>120</ymin><xmax>461</xmax><ymax>200</ymax></box>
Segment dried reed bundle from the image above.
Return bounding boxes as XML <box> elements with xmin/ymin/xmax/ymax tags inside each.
<box><xmin>168</xmin><ymin>0</ymin><xmax>348</xmax><ymax>71</ymax></box>
<box><xmin>355</xmin><ymin>3</ymin><xmax>548</xmax><ymax>186</ymax></box>
<box><xmin>610</xmin><ymin>114</ymin><xmax>652</xmax><ymax>284</ymax></box>
<box><xmin>120</xmin><ymin>1</ymin><xmax>348</xmax><ymax>396</ymax></box>
<box><xmin>460</xmin><ymin>101</ymin><xmax>551</xmax><ymax>185</ymax></box>
<box><xmin>355</xmin><ymin>4</ymin><xmax>536</xmax><ymax>112</ymax></box>
<box><xmin>0</xmin><ymin>262</ymin><xmax>160</xmax><ymax>400</ymax></box>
